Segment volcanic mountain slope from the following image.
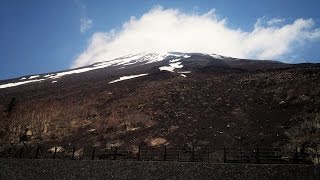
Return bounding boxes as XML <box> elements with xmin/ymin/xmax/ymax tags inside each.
<box><xmin>0</xmin><ymin>52</ymin><xmax>319</xmax><ymax>151</ymax></box>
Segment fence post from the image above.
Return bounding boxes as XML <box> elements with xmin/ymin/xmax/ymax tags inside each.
<box><xmin>114</xmin><ymin>147</ymin><xmax>118</xmax><ymax>160</ymax></box>
<box><xmin>293</xmin><ymin>146</ymin><xmax>299</xmax><ymax>164</ymax></box>
<box><xmin>207</xmin><ymin>147</ymin><xmax>210</xmax><ymax>162</ymax></box>
<box><xmin>316</xmin><ymin>147</ymin><xmax>319</xmax><ymax>164</ymax></box>
<box><xmin>223</xmin><ymin>147</ymin><xmax>227</xmax><ymax>163</ymax></box>
<box><xmin>191</xmin><ymin>146</ymin><xmax>195</xmax><ymax>162</ymax></box>
<box><xmin>82</xmin><ymin>147</ymin><xmax>85</xmax><ymax>160</ymax></box>
<box><xmin>256</xmin><ymin>147</ymin><xmax>260</xmax><ymax>164</ymax></box>
<box><xmin>240</xmin><ymin>146</ymin><xmax>242</xmax><ymax>162</ymax></box>
<box><xmin>163</xmin><ymin>145</ymin><xmax>167</xmax><ymax>161</ymax></box>
<box><xmin>8</xmin><ymin>145</ymin><xmax>14</xmax><ymax>158</ymax></box>
<box><xmin>72</xmin><ymin>146</ymin><xmax>76</xmax><ymax>160</ymax></box>
<box><xmin>53</xmin><ymin>147</ymin><xmax>57</xmax><ymax>159</ymax></box>
<box><xmin>92</xmin><ymin>147</ymin><xmax>95</xmax><ymax>160</ymax></box>
<box><xmin>35</xmin><ymin>146</ymin><xmax>40</xmax><ymax>159</ymax></box>
<box><xmin>19</xmin><ymin>147</ymin><xmax>23</xmax><ymax>159</ymax></box>
<box><xmin>137</xmin><ymin>146</ymin><xmax>141</xmax><ymax>161</ymax></box>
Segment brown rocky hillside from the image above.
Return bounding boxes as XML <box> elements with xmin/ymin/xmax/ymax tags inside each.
<box><xmin>0</xmin><ymin>53</ymin><xmax>319</xmax><ymax>155</ymax></box>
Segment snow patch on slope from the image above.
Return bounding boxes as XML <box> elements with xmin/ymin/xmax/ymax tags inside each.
<box><xmin>0</xmin><ymin>79</ymin><xmax>45</xmax><ymax>89</ymax></box>
<box><xmin>29</xmin><ymin>75</ymin><xmax>40</xmax><ymax>79</ymax></box>
<box><xmin>170</xmin><ymin>58</ymin><xmax>181</xmax><ymax>63</ymax></box>
<box><xmin>210</xmin><ymin>54</ymin><xmax>225</xmax><ymax>59</ymax></box>
<box><xmin>95</xmin><ymin>52</ymin><xmax>171</xmax><ymax>67</ymax></box>
<box><xmin>159</xmin><ymin>61</ymin><xmax>183</xmax><ymax>72</ymax></box>
<box><xmin>49</xmin><ymin>67</ymin><xmax>104</xmax><ymax>79</ymax></box>
<box><xmin>109</xmin><ymin>74</ymin><xmax>149</xmax><ymax>84</ymax></box>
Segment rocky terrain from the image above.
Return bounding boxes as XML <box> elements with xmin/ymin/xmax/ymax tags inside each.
<box><xmin>0</xmin><ymin>53</ymin><xmax>319</xmax><ymax>159</ymax></box>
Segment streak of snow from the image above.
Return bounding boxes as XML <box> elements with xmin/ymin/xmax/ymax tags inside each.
<box><xmin>159</xmin><ymin>66</ymin><xmax>175</xmax><ymax>72</ymax></box>
<box><xmin>122</xmin><ymin>61</ymin><xmax>138</xmax><ymax>66</ymax></box>
<box><xmin>0</xmin><ymin>79</ymin><xmax>45</xmax><ymax>89</ymax></box>
<box><xmin>49</xmin><ymin>67</ymin><xmax>100</xmax><ymax>79</ymax></box>
<box><xmin>95</xmin><ymin>53</ymin><xmax>144</xmax><ymax>67</ymax></box>
<box><xmin>170</xmin><ymin>62</ymin><xmax>183</xmax><ymax>68</ymax></box>
<box><xmin>29</xmin><ymin>75</ymin><xmax>40</xmax><ymax>79</ymax></box>
<box><xmin>181</xmin><ymin>74</ymin><xmax>187</xmax><ymax>77</ymax></box>
<box><xmin>143</xmin><ymin>53</ymin><xmax>170</xmax><ymax>64</ymax></box>
<box><xmin>20</xmin><ymin>77</ymin><xmax>26</xmax><ymax>80</ymax></box>
<box><xmin>51</xmin><ymin>81</ymin><xmax>57</xmax><ymax>83</ymax></box>
<box><xmin>96</xmin><ymin>53</ymin><xmax>170</xmax><ymax>67</ymax></box>
<box><xmin>109</xmin><ymin>74</ymin><xmax>148</xmax><ymax>84</ymax></box>
<box><xmin>0</xmin><ymin>68</ymin><xmax>102</xmax><ymax>89</ymax></box>
<box><xmin>159</xmin><ymin>62</ymin><xmax>183</xmax><ymax>72</ymax></box>
<box><xmin>170</xmin><ymin>58</ymin><xmax>181</xmax><ymax>63</ymax></box>
<box><xmin>47</xmin><ymin>63</ymin><xmax>116</xmax><ymax>79</ymax></box>
<box><xmin>167</xmin><ymin>54</ymin><xmax>181</xmax><ymax>57</ymax></box>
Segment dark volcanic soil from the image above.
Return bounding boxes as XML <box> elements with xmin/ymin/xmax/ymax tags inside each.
<box><xmin>0</xmin><ymin>55</ymin><xmax>319</xmax><ymax>151</ymax></box>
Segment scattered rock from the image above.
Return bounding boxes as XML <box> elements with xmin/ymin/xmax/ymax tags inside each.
<box><xmin>48</xmin><ymin>146</ymin><xmax>65</xmax><ymax>153</ymax></box>
<box><xmin>148</xmin><ymin>137</ymin><xmax>167</xmax><ymax>146</ymax></box>
<box><xmin>279</xmin><ymin>101</ymin><xmax>286</xmax><ymax>104</ymax></box>
<box><xmin>74</xmin><ymin>148</ymin><xmax>84</xmax><ymax>159</ymax></box>
<box><xmin>87</xmin><ymin>129</ymin><xmax>96</xmax><ymax>132</ymax></box>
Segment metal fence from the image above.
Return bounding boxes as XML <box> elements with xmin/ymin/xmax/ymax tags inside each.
<box><xmin>0</xmin><ymin>145</ymin><xmax>319</xmax><ymax>164</ymax></box>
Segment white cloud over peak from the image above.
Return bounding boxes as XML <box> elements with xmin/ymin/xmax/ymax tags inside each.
<box><xmin>80</xmin><ymin>17</ymin><xmax>93</xmax><ymax>33</ymax></box>
<box><xmin>72</xmin><ymin>7</ymin><xmax>320</xmax><ymax>68</ymax></box>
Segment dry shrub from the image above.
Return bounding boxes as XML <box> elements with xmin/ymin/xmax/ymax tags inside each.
<box><xmin>2</xmin><ymin>99</ymin><xmax>98</xmax><ymax>143</ymax></box>
<box><xmin>145</xmin><ymin>137</ymin><xmax>168</xmax><ymax>146</ymax></box>
<box><xmin>122</xmin><ymin>112</ymin><xmax>156</xmax><ymax>131</ymax></box>
<box><xmin>129</xmin><ymin>145</ymin><xmax>140</xmax><ymax>154</ymax></box>
<box><xmin>105</xmin><ymin>103</ymin><xmax>156</xmax><ymax>132</ymax></box>
<box><xmin>284</xmin><ymin>113</ymin><xmax>320</xmax><ymax>164</ymax></box>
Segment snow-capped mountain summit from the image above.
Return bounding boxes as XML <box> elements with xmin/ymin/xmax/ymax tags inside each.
<box><xmin>0</xmin><ymin>52</ymin><xmax>230</xmax><ymax>89</ymax></box>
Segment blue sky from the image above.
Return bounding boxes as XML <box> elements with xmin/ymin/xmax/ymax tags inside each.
<box><xmin>0</xmin><ymin>0</ymin><xmax>320</xmax><ymax>80</ymax></box>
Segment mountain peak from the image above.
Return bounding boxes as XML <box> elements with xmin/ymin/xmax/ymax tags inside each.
<box><xmin>0</xmin><ymin>52</ymin><xmax>288</xmax><ymax>89</ymax></box>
